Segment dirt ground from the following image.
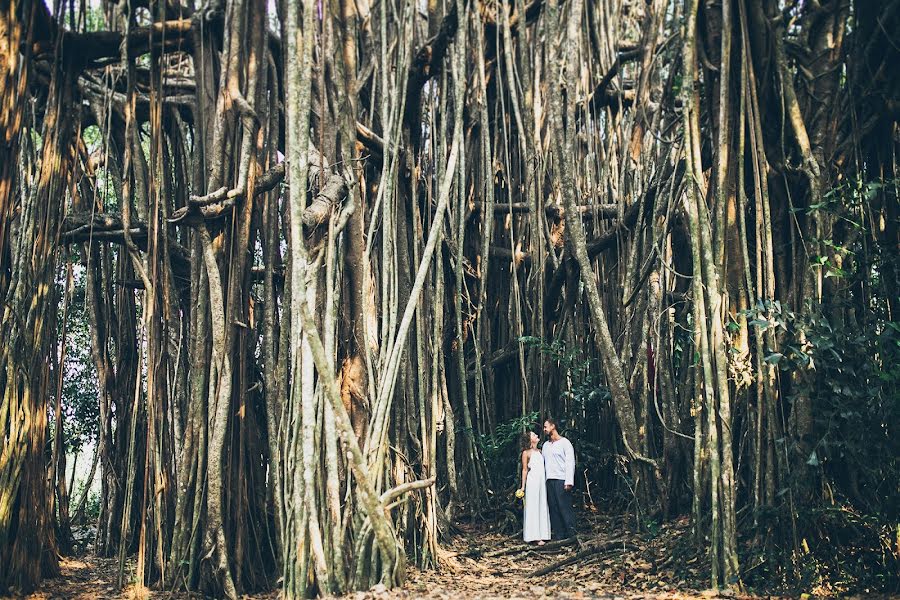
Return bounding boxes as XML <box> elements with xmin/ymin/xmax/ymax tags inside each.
<box><xmin>16</xmin><ymin>514</ymin><xmax>774</xmax><ymax>599</ymax></box>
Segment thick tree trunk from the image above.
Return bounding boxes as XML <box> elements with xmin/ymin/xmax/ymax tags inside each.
<box><xmin>0</xmin><ymin>24</ymin><xmax>75</xmax><ymax>589</ymax></box>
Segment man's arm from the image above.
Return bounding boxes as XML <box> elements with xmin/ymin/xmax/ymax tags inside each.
<box><xmin>564</xmin><ymin>439</ymin><xmax>575</xmax><ymax>488</ymax></box>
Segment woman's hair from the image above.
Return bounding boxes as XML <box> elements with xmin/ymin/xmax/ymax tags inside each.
<box><xmin>520</xmin><ymin>431</ymin><xmax>534</xmax><ymax>450</ymax></box>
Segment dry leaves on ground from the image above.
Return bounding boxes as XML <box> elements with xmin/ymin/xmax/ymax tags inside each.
<box><xmin>21</xmin><ymin>515</ymin><xmax>772</xmax><ymax>599</ymax></box>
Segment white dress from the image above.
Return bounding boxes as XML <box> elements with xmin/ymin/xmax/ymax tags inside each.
<box><xmin>523</xmin><ymin>450</ymin><xmax>551</xmax><ymax>542</ymax></box>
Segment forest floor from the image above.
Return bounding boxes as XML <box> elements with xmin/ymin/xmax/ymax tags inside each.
<box><xmin>392</xmin><ymin>513</ymin><xmax>735</xmax><ymax>600</ymax></box>
<box><xmin>19</xmin><ymin>512</ymin><xmax>743</xmax><ymax>600</ymax></box>
<box><xmin>17</xmin><ymin>512</ymin><xmax>841</xmax><ymax>599</ymax></box>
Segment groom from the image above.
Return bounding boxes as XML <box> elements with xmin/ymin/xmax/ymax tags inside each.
<box><xmin>542</xmin><ymin>417</ymin><xmax>577</xmax><ymax>540</ymax></box>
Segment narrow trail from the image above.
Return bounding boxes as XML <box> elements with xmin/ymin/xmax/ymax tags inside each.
<box><xmin>22</xmin><ymin>514</ymin><xmax>757</xmax><ymax>599</ymax></box>
<box><xmin>400</xmin><ymin>515</ymin><xmax>729</xmax><ymax>600</ymax></box>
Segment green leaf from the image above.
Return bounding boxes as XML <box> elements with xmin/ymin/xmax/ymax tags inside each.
<box><xmin>806</xmin><ymin>450</ymin><xmax>820</xmax><ymax>467</ymax></box>
<box><xmin>764</xmin><ymin>352</ymin><xmax>784</xmax><ymax>364</ymax></box>
<box><xmin>864</xmin><ymin>181</ymin><xmax>884</xmax><ymax>200</ymax></box>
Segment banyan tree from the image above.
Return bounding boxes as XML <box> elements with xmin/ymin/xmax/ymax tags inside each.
<box><xmin>0</xmin><ymin>0</ymin><xmax>897</xmax><ymax>596</ymax></box>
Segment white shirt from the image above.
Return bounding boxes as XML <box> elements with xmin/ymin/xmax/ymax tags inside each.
<box><xmin>541</xmin><ymin>436</ymin><xmax>575</xmax><ymax>486</ymax></box>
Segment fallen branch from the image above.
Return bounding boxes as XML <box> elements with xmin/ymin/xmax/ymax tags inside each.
<box><xmin>527</xmin><ymin>539</ymin><xmax>638</xmax><ymax>578</ymax></box>
<box><xmin>484</xmin><ymin>537</ymin><xmax>576</xmax><ymax>558</ymax></box>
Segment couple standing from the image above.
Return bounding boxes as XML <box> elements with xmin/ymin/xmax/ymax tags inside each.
<box><xmin>517</xmin><ymin>418</ymin><xmax>576</xmax><ymax>545</ymax></box>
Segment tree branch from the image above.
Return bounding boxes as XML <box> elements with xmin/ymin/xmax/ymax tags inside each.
<box><xmin>404</xmin><ymin>3</ymin><xmax>460</xmax><ymax>145</ymax></box>
<box><xmin>379</xmin><ymin>477</ymin><xmax>436</xmax><ymax>506</ymax></box>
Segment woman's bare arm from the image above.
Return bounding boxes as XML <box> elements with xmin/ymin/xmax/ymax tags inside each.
<box><xmin>520</xmin><ymin>450</ymin><xmax>529</xmax><ymax>491</ymax></box>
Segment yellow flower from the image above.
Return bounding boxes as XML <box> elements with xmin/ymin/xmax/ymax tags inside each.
<box><xmin>515</xmin><ymin>489</ymin><xmax>525</xmax><ymax>499</ymax></box>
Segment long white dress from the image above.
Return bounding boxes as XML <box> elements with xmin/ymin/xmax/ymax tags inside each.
<box><xmin>523</xmin><ymin>450</ymin><xmax>551</xmax><ymax>542</ymax></box>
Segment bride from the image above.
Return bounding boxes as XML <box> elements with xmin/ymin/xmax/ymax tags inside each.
<box><xmin>517</xmin><ymin>431</ymin><xmax>551</xmax><ymax>545</ymax></box>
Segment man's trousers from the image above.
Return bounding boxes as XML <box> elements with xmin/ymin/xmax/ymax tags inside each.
<box><xmin>545</xmin><ymin>478</ymin><xmax>576</xmax><ymax>540</ymax></box>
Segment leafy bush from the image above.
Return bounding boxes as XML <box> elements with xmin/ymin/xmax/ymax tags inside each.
<box><xmin>745</xmin><ymin>300</ymin><xmax>899</xmax><ymax>515</ymax></box>
<box><xmin>744</xmin><ymin>300</ymin><xmax>900</xmax><ymax>593</ymax></box>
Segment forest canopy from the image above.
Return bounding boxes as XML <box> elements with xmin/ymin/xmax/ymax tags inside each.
<box><xmin>0</xmin><ymin>0</ymin><xmax>898</xmax><ymax>597</ymax></box>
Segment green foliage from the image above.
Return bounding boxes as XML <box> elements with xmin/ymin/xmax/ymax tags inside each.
<box><xmin>79</xmin><ymin>127</ymin><xmax>121</xmax><ymax>212</ymax></box>
<box><xmin>519</xmin><ymin>335</ymin><xmax>611</xmax><ymax>409</ymax></box>
<box><xmin>804</xmin><ymin>177</ymin><xmax>899</xmax><ymax>298</ymax></box>
<box><xmin>744</xmin><ymin>299</ymin><xmax>900</xmax><ymax>593</ymax></box>
<box><xmin>747</xmin><ymin>173</ymin><xmax>899</xmax><ymax>592</ymax></box>
<box><xmin>49</xmin><ymin>263</ymin><xmax>100</xmax><ymax>456</ymax></box>
<box><xmin>477</xmin><ymin>411</ymin><xmax>539</xmax><ymax>489</ymax></box>
<box><xmin>642</xmin><ymin>517</ymin><xmax>660</xmax><ymax>539</ymax></box>
<box><xmin>746</xmin><ymin>300</ymin><xmax>899</xmax><ymax>512</ymax></box>
<box><xmin>743</xmin><ymin>501</ymin><xmax>900</xmax><ymax>594</ymax></box>
<box><xmin>72</xmin><ymin>481</ymin><xmax>101</xmax><ymax>523</ymax></box>
<box><xmin>478</xmin><ymin>411</ymin><xmax>540</xmax><ymax>461</ymax></box>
